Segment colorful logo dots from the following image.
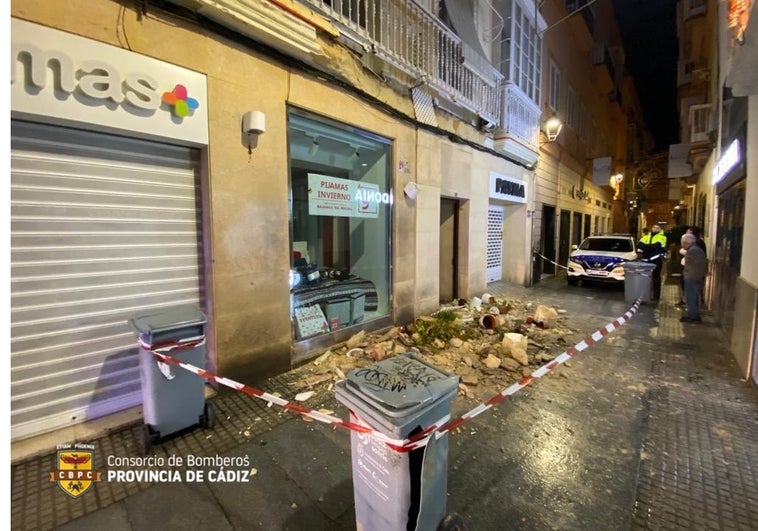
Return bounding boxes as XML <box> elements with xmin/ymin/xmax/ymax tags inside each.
<box><xmin>162</xmin><ymin>84</ymin><xmax>199</xmax><ymax>118</ymax></box>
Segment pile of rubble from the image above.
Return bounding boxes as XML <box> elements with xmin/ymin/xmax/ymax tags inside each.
<box><xmin>293</xmin><ymin>294</ymin><xmax>581</xmax><ymax>404</ymax></box>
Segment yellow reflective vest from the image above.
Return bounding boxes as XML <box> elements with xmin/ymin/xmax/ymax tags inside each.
<box><xmin>639</xmin><ymin>232</ymin><xmax>667</xmax><ymax>248</ymax></box>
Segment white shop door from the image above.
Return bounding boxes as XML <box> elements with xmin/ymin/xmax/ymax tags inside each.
<box><xmin>11</xmin><ymin>120</ymin><xmax>204</xmax><ymax>441</ymax></box>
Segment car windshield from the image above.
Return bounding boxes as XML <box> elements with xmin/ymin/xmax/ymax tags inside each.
<box><xmin>578</xmin><ymin>238</ymin><xmax>633</xmax><ymax>252</ymax></box>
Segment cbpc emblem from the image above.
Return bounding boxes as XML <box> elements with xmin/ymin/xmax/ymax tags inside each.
<box><xmin>50</xmin><ymin>445</ymin><xmax>102</xmax><ymax>498</ymax></box>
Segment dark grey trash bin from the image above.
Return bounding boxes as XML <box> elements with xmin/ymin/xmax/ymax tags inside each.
<box><xmin>335</xmin><ymin>353</ymin><xmax>459</xmax><ymax>531</ymax></box>
<box><xmin>622</xmin><ymin>261</ymin><xmax>657</xmax><ymax>303</ymax></box>
<box><xmin>129</xmin><ymin>305</ymin><xmax>214</xmax><ymax>453</ymax></box>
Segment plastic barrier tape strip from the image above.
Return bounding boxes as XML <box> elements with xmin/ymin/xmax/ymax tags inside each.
<box><xmin>140</xmin><ymin>298</ymin><xmax>641</xmax><ymax>452</ymax></box>
<box><xmin>533</xmin><ymin>250</ymin><xmax>570</xmax><ymax>271</ymax></box>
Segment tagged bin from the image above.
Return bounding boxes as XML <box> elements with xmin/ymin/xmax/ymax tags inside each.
<box><xmin>622</xmin><ymin>261</ymin><xmax>657</xmax><ymax>303</ymax></box>
<box><xmin>129</xmin><ymin>305</ymin><xmax>215</xmax><ymax>454</ymax></box>
<box><xmin>335</xmin><ymin>353</ymin><xmax>459</xmax><ymax>531</ymax></box>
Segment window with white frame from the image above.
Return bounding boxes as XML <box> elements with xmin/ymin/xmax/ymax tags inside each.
<box><xmin>510</xmin><ymin>2</ymin><xmax>542</xmax><ymax>105</ymax></box>
<box><xmin>567</xmin><ymin>86</ymin><xmax>576</xmax><ymax>127</ymax></box>
<box><xmin>549</xmin><ymin>61</ymin><xmax>561</xmax><ymax>112</ymax></box>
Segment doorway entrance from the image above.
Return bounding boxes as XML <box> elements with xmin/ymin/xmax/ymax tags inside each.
<box><xmin>539</xmin><ymin>204</ymin><xmax>556</xmax><ymax>277</ymax></box>
<box><xmin>559</xmin><ymin>209</ymin><xmax>571</xmax><ymax>270</ymax></box>
<box><xmin>440</xmin><ymin>198</ymin><xmax>460</xmax><ymax>302</ymax></box>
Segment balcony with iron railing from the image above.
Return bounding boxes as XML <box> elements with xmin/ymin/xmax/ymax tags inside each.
<box><xmin>492</xmin><ymin>82</ymin><xmax>541</xmax><ymax>166</ymax></box>
<box><xmin>299</xmin><ymin>0</ymin><xmax>504</xmax><ymax>125</ymax></box>
<box><xmin>686</xmin><ymin>102</ymin><xmax>714</xmax><ymax>173</ymax></box>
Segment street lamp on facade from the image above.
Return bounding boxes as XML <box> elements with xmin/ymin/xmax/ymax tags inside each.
<box><xmin>543</xmin><ymin>116</ymin><xmax>563</xmax><ymax>142</ymax></box>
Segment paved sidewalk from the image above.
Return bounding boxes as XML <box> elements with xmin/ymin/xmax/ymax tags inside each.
<box><xmin>10</xmin><ymin>275</ymin><xmax>758</xmax><ymax>530</ymax></box>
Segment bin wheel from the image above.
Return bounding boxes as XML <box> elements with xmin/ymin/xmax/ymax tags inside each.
<box><xmin>200</xmin><ymin>402</ymin><xmax>216</xmax><ymax>429</ymax></box>
<box><xmin>141</xmin><ymin>424</ymin><xmax>158</xmax><ymax>455</ymax></box>
<box><xmin>438</xmin><ymin>513</ymin><xmax>467</xmax><ymax>531</ymax></box>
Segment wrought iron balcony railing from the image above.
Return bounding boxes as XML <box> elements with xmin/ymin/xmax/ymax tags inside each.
<box><xmin>300</xmin><ymin>0</ymin><xmax>504</xmax><ymax>125</ymax></box>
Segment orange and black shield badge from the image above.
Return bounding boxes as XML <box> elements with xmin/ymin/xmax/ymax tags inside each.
<box><xmin>50</xmin><ymin>450</ymin><xmax>101</xmax><ymax>498</ymax></box>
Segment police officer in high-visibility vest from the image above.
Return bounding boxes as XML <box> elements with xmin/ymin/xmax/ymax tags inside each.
<box><xmin>637</xmin><ymin>224</ymin><xmax>668</xmax><ymax>301</ymax></box>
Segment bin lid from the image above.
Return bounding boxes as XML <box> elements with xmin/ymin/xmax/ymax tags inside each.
<box><xmin>622</xmin><ymin>261</ymin><xmax>657</xmax><ymax>271</ymax></box>
<box><xmin>343</xmin><ymin>353</ymin><xmax>459</xmax><ymax>417</ymax></box>
<box><xmin>129</xmin><ymin>305</ymin><xmax>206</xmax><ymax>335</ymax></box>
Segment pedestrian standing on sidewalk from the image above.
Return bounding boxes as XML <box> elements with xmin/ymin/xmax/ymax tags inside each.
<box><xmin>680</xmin><ymin>233</ymin><xmax>707</xmax><ymax>323</ymax></box>
<box><xmin>637</xmin><ymin>224</ymin><xmax>667</xmax><ymax>301</ymax></box>
<box><xmin>675</xmin><ymin>226</ymin><xmax>707</xmax><ymax>307</ymax></box>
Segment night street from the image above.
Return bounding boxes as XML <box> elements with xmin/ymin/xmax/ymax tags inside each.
<box><xmin>12</xmin><ymin>274</ymin><xmax>758</xmax><ymax>531</ymax></box>
<box><xmin>10</xmin><ymin>2</ymin><xmax>758</xmax><ymax>529</ymax></box>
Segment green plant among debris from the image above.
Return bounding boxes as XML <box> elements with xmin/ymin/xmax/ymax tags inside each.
<box><xmin>408</xmin><ymin>310</ymin><xmax>478</xmax><ymax>346</ymax></box>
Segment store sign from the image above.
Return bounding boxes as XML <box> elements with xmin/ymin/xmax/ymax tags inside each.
<box><xmin>308</xmin><ymin>174</ymin><xmax>387</xmax><ymax>218</ymax></box>
<box><xmin>11</xmin><ymin>18</ymin><xmax>208</xmax><ymax>145</ymax></box>
<box><xmin>489</xmin><ymin>172</ymin><xmax>526</xmax><ymax>203</ymax></box>
<box><xmin>712</xmin><ymin>139</ymin><xmax>741</xmax><ymax>184</ymax></box>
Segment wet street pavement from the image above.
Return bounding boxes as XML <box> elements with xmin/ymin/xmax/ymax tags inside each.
<box><xmin>11</xmin><ymin>274</ymin><xmax>758</xmax><ymax>531</ymax></box>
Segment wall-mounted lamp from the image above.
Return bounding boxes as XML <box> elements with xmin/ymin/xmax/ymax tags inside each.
<box><xmin>309</xmin><ymin>137</ymin><xmax>320</xmax><ymax>157</ymax></box>
<box><xmin>242</xmin><ymin>111</ymin><xmax>266</xmax><ymax>135</ymax></box>
<box><xmin>609</xmin><ymin>173</ymin><xmax>624</xmax><ymax>186</ymax></box>
<box><xmin>242</xmin><ymin>111</ymin><xmax>265</xmax><ymax>158</ymax></box>
<box><xmin>543</xmin><ymin>116</ymin><xmax>563</xmax><ymax>143</ymax></box>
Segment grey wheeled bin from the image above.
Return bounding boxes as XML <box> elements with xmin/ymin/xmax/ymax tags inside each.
<box><xmin>335</xmin><ymin>352</ymin><xmax>460</xmax><ymax>531</ymax></box>
<box><xmin>129</xmin><ymin>305</ymin><xmax>215</xmax><ymax>454</ymax></box>
<box><xmin>622</xmin><ymin>261</ymin><xmax>657</xmax><ymax>303</ymax></box>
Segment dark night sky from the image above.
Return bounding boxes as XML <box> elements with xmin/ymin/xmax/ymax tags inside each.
<box><xmin>611</xmin><ymin>0</ymin><xmax>680</xmax><ymax>152</ymax></box>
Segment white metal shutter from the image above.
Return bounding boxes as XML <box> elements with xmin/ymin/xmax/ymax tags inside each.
<box><xmin>486</xmin><ymin>205</ymin><xmax>504</xmax><ymax>282</ymax></box>
<box><xmin>11</xmin><ymin>120</ymin><xmax>203</xmax><ymax>441</ymax></box>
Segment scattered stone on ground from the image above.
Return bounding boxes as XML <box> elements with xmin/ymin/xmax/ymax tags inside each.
<box><xmin>288</xmin><ymin>295</ymin><xmax>582</xmax><ymax>403</ymax></box>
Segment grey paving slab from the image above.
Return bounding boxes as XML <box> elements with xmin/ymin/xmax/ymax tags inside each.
<box><xmin>52</xmin><ymin>501</ymin><xmax>132</xmax><ymax>531</ymax></box>
<box><xmin>122</xmin><ymin>481</ymin><xmax>234</xmax><ymax>530</ymax></box>
<box><xmin>205</xmin><ymin>433</ymin><xmax>351</xmax><ymax>530</ymax></box>
<box><xmin>259</xmin><ymin>418</ymin><xmax>354</xmax><ymax>521</ymax></box>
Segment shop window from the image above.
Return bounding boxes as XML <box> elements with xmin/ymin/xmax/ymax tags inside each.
<box><xmin>287</xmin><ymin>109</ymin><xmax>392</xmax><ymax>341</ymax></box>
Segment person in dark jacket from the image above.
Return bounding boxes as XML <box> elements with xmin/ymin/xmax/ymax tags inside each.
<box><xmin>637</xmin><ymin>224</ymin><xmax>667</xmax><ymax>301</ymax></box>
<box><xmin>680</xmin><ymin>233</ymin><xmax>708</xmax><ymax>323</ymax></box>
<box><xmin>676</xmin><ymin>226</ymin><xmax>707</xmax><ymax>307</ymax></box>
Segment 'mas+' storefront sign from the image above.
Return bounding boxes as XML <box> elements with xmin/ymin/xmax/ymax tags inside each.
<box><xmin>11</xmin><ymin>18</ymin><xmax>208</xmax><ymax>145</ymax></box>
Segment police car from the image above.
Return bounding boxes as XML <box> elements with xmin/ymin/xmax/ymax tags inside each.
<box><xmin>566</xmin><ymin>234</ymin><xmax>638</xmax><ymax>284</ymax></box>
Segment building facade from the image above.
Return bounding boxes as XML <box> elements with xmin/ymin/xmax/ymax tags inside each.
<box><xmin>9</xmin><ymin>0</ymin><xmax>656</xmax><ymax>442</ymax></box>
<box><xmin>531</xmin><ymin>0</ymin><xmax>648</xmax><ymax>281</ymax></box>
<box><xmin>672</xmin><ymin>0</ymin><xmax>758</xmax><ymax>385</ymax></box>
<box><xmin>716</xmin><ymin>0</ymin><xmax>758</xmax><ymax>384</ymax></box>
<box><xmin>10</xmin><ymin>0</ymin><xmax>537</xmax><ymax>441</ymax></box>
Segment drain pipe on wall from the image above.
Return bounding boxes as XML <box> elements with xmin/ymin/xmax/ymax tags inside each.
<box><xmin>528</xmin><ymin>168</ymin><xmax>538</xmax><ymax>287</ymax></box>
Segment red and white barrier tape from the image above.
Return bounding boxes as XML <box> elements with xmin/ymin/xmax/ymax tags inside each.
<box><xmin>140</xmin><ymin>297</ymin><xmax>641</xmax><ymax>452</ymax></box>
<box><xmin>533</xmin><ymin>250</ymin><xmax>570</xmax><ymax>271</ymax></box>
<box><xmin>140</xmin><ymin>337</ymin><xmax>418</xmax><ymax>451</ymax></box>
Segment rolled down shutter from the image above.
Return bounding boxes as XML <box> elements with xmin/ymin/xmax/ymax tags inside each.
<box><xmin>11</xmin><ymin>120</ymin><xmax>204</xmax><ymax>441</ymax></box>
